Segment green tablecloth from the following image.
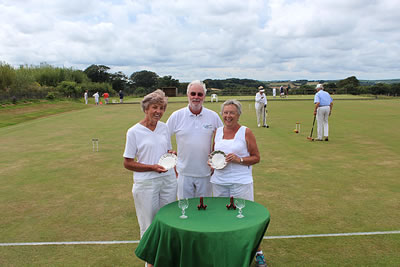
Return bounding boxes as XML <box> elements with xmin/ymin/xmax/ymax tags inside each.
<box><xmin>135</xmin><ymin>197</ymin><xmax>270</xmax><ymax>267</ymax></box>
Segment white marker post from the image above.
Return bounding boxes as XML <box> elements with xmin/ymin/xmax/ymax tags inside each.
<box><xmin>92</xmin><ymin>138</ymin><xmax>99</xmax><ymax>152</ymax></box>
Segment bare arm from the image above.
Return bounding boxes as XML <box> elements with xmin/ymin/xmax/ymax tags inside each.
<box><xmin>226</xmin><ymin>128</ymin><xmax>260</xmax><ymax>166</ymax></box>
<box><xmin>211</xmin><ymin>129</ymin><xmax>216</xmax><ymax>152</ymax></box>
<box><xmin>123</xmin><ymin>158</ymin><xmax>167</xmax><ymax>173</ymax></box>
<box><xmin>243</xmin><ymin>128</ymin><xmax>260</xmax><ymax>165</ymax></box>
<box><xmin>207</xmin><ymin>130</ymin><xmax>217</xmax><ymax>172</ymax></box>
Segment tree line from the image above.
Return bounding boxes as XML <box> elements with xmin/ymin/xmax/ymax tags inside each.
<box><xmin>1</xmin><ymin>62</ymin><xmax>399</xmax><ymax>103</ymax></box>
<box><xmin>0</xmin><ymin>62</ymin><xmax>183</xmax><ymax>103</ymax></box>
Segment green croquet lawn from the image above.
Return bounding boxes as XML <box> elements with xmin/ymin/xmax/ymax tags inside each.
<box><xmin>0</xmin><ymin>97</ymin><xmax>399</xmax><ymax>266</ymax></box>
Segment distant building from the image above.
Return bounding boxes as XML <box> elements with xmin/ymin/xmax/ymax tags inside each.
<box><xmin>161</xmin><ymin>87</ymin><xmax>178</xmax><ymax>97</ymax></box>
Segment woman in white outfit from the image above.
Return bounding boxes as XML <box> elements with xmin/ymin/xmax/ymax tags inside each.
<box><xmin>210</xmin><ymin>99</ymin><xmax>260</xmax><ymax>200</ymax></box>
<box><xmin>210</xmin><ymin>99</ymin><xmax>267</xmax><ymax>267</ymax></box>
<box><xmin>123</xmin><ymin>89</ymin><xmax>177</xmax><ymax>267</ymax></box>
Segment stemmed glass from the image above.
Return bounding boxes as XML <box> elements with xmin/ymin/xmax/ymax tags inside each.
<box><xmin>178</xmin><ymin>198</ymin><xmax>189</xmax><ymax>219</ymax></box>
<box><xmin>234</xmin><ymin>198</ymin><xmax>245</xmax><ymax>218</ymax></box>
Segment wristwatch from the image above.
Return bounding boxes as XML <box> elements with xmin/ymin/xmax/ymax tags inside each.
<box><xmin>240</xmin><ymin>157</ymin><xmax>244</xmax><ymax>164</ymax></box>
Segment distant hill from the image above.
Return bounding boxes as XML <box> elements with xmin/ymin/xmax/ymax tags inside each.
<box><xmin>360</xmin><ymin>79</ymin><xmax>400</xmax><ymax>85</ymax></box>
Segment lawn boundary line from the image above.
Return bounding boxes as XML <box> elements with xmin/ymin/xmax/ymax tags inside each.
<box><xmin>263</xmin><ymin>230</ymin><xmax>400</xmax><ymax>239</ymax></box>
<box><xmin>0</xmin><ymin>240</ymin><xmax>140</xmax><ymax>246</ymax></box>
<box><xmin>1</xmin><ymin>230</ymin><xmax>399</xmax><ymax>247</ymax></box>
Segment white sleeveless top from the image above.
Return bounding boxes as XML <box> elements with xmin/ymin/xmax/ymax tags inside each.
<box><xmin>210</xmin><ymin>126</ymin><xmax>253</xmax><ymax>185</ymax></box>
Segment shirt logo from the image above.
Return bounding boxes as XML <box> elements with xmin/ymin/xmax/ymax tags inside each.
<box><xmin>203</xmin><ymin>124</ymin><xmax>213</xmax><ymax>129</ymax></box>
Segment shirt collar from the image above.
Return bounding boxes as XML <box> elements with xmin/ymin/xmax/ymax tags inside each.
<box><xmin>187</xmin><ymin>105</ymin><xmax>203</xmax><ymax>117</ymax></box>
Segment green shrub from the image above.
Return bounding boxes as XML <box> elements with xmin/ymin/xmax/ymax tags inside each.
<box><xmin>46</xmin><ymin>92</ymin><xmax>55</xmax><ymax>100</ymax></box>
<box><xmin>134</xmin><ymin>87</ymin><xmax>147</xmax><ymax>97</ymax></box>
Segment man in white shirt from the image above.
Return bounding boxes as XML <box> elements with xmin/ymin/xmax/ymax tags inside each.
<box><xmin>255</xmin><ymin>86</ymin><xmax>268</xmax><ymax>128</ymax></box>
<box><xmin>314</xmin><ymin>84</ymin><xmax>333</xmax><ymax>141</ymax></box>
<box><xmin>167</xmin><ymin>80</ymin><xmax>223</xmax><ymax>199</ymax></box>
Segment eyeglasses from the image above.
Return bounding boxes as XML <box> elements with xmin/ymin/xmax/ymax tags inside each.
<box><xmin>190</xmin><ymin>92</ymin><xmax>204</xmax><ymax>97</ymax></box>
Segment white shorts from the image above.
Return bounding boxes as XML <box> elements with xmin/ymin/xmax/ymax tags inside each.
<box><xmin>177</xmin><ymin>174</ymin><xmax>212</xmax><ymax>199</ymax></box>
<box><xmin>211</xmin><ymin>183</ymin><xmax>254</xmax><ymax>201</ymax></box>
<box><xmin>132</xmin><ymin>174</ymin><xmax>177</xmax><ymax>237</ymax></box>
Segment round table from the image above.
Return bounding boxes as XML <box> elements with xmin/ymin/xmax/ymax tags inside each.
<box><xmin>135</xmin><ymin>197</ymin><xmax>270</xmax><ymax>267</ymax></box>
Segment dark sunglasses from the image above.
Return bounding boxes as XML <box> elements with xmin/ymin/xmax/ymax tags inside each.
<box><xmin>190</xmin><ymin>92</ymin><xmax>204</xmax><ymax>97</ymax></box>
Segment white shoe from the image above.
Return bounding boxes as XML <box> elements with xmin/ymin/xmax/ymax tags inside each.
<box><xmin>258</xmin><ymin>124</ymin><xmax>261</xmax><ymax>127</ymax></box>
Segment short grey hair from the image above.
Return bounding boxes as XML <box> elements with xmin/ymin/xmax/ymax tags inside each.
<box><xmin>141</xmin><ymin>89</ymin><xmax>168</xmax><ymax>112</ymax></box>
<box><xmin>187</xmin><ymin>80</ymin><xmax>207</xmax><ymax>94</ymax></box>
<box><xmin>221</xmin><ymin>99</ymin><xmax>242</xmax><ymax>115</ymax></box>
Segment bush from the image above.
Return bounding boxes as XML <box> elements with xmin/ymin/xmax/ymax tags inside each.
<box><xmin>134</xmin><ymin>87</ymin><xmax>147</xmax><ymax>97</ymax></box>
<box><xmin>0</xmin><ymin>63</ymin><xmax>16</xmax><ymax>91</ymax></box>
<box><xmin>46</xmin><ymin>92</ymin><xmax>56</xmax><ymax>100</ymax></box>
<box><xmin>56</xmin><ymin>81</ymin><xmax>81</xmax><ymax>98</ymax></box>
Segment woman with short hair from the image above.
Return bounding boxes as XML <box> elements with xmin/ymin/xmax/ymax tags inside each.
<box><xmin>123</xmin><ymin>89</ymin><xmax>177</xmax><ymax>267</ymax></box>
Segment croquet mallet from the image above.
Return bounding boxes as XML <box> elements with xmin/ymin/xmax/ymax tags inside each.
<box><xmin>307</xmin><ymin>116</ymin><xmax>316</xmax><ymax>141</ymax></box>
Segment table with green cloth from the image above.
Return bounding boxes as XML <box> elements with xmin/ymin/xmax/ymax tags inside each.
<box><xmin>135</xmin><ymin>197</ymin><xmax>270</xmax><ymax>267</ymax></box>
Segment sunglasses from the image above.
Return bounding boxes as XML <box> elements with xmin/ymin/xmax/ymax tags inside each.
<box><xmin>190</xmin><ymin>92</ymin><xmax>204</xmax><ymax>97</ymax></box>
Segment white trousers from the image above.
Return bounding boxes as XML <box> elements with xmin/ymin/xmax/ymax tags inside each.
<box><xmin>255</xmin><ymin>104</ymin><xmax>265</xmax><ymax>125</ymax></box>
<box><xmin>177</xmin><ymin>174</ymin><xmax>212</xmax><ymax>199</ymax></box>
<box><xmin>317</xmin><ymin>106</ymin><xmax>330</xmax><ymax>139</ymax></box>
<box><xmin>132</xmin><ymin>174</ymin><xmax>177</xmax><ymax>237</ymax></box>
<box><xmin>212</xmin><ymin>183</ymin><xmax>254</xmax><ymax>201</ymax></box>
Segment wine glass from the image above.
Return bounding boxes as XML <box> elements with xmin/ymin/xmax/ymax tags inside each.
<box><xmin>234</xmin><ymin>198</ymin><xmax>245</xmax><ymax>218</ymax></box>
<box><xmin>178</xmin><ymin>198</ymin><xmax>189</xmax><ymax>219</ymax></box>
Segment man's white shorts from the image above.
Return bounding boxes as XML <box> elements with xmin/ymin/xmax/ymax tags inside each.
<box><xmin>177</xmin><ymin>174</ymin><xmax>212</xmax><ymax>199</ymax></box>
<box><xmin>211</xmin><ymin>183</ymin><xmax>254</xmax><ymax>201</ymax></box>
<box><xmin>132</xmin><ymin>174</ymin><xmax>177</xmax><ymax>237</ymax></box>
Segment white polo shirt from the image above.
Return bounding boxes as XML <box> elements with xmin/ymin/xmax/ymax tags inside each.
<box><xmin>167</xmin><ymin>106</ymin><xmax>223</xmax><ymax>177</ymax></box>
<box><xmin>123</xmin><ymin>122</ymin><xmax>174</xmax><ymax>182</ymax></box>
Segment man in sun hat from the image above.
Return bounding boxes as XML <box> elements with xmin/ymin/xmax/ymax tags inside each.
<box><xmin>313</xmin><ymin>83</ymin><xmax>333</xmax><ymax>141</ymax></box>
<box><xmin>255</xmin><ymin>86</ymin><xmax>268</xmax><ymax>127</ymax></box>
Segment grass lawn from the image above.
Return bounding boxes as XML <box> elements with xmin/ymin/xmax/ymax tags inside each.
<box><xmin>0</xmin><ymin>96</ymin><xmax>399</xmax><ymax>266</ymax></box>
<box><xmin>0</xmin><ymin>100</ymin><xmax>89</xmax><ymax>128</ymax></box>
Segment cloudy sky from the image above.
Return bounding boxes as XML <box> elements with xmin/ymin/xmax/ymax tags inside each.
<box><xmin>1</xmin><ymin>0</ymin><xmax>399</xmax><ymax>82</ymax></box>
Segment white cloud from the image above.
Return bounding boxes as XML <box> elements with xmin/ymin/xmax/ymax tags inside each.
<box><xmin>0</xmin><ymin>0</ymin><xmax>399</xmax><ymax>81</ymax></box>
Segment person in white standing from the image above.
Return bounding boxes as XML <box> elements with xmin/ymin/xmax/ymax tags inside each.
<box><xmin>123</xmin><ymin>90</ymin><xmax>177</xmax><ymax>267</ymax></box>
<box><xmin>209</xmin><ymin>99</ymin><xmax>267</xmax><ymax>267</ymax></box>
<box><xmin>255</xmin><ymin>86</ymin><xmax>268</xmax><ymax>127</ymax></box>
<box><xmin>84</xmin><ymin>90</ymin><xmax>88</xmax><ymax>104</ymax></box>
<box><xmin>93</xmin><ymin>92</ymin><xmax>99</xmax><ymax>105</ymax></box>
<box><xmin>272</xmin><ymin>88</ymin><xmax>276</xmax><ymax>98</ymax></box>
<box><xmin>314</xmin><ymin>84</ymin><xmax>333</xmax><ymax>141</ymax></box>
<box><xmin>167</xmin><ymin>80</ymin><xmax>223</xmax><ymax>199</ymax></box>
